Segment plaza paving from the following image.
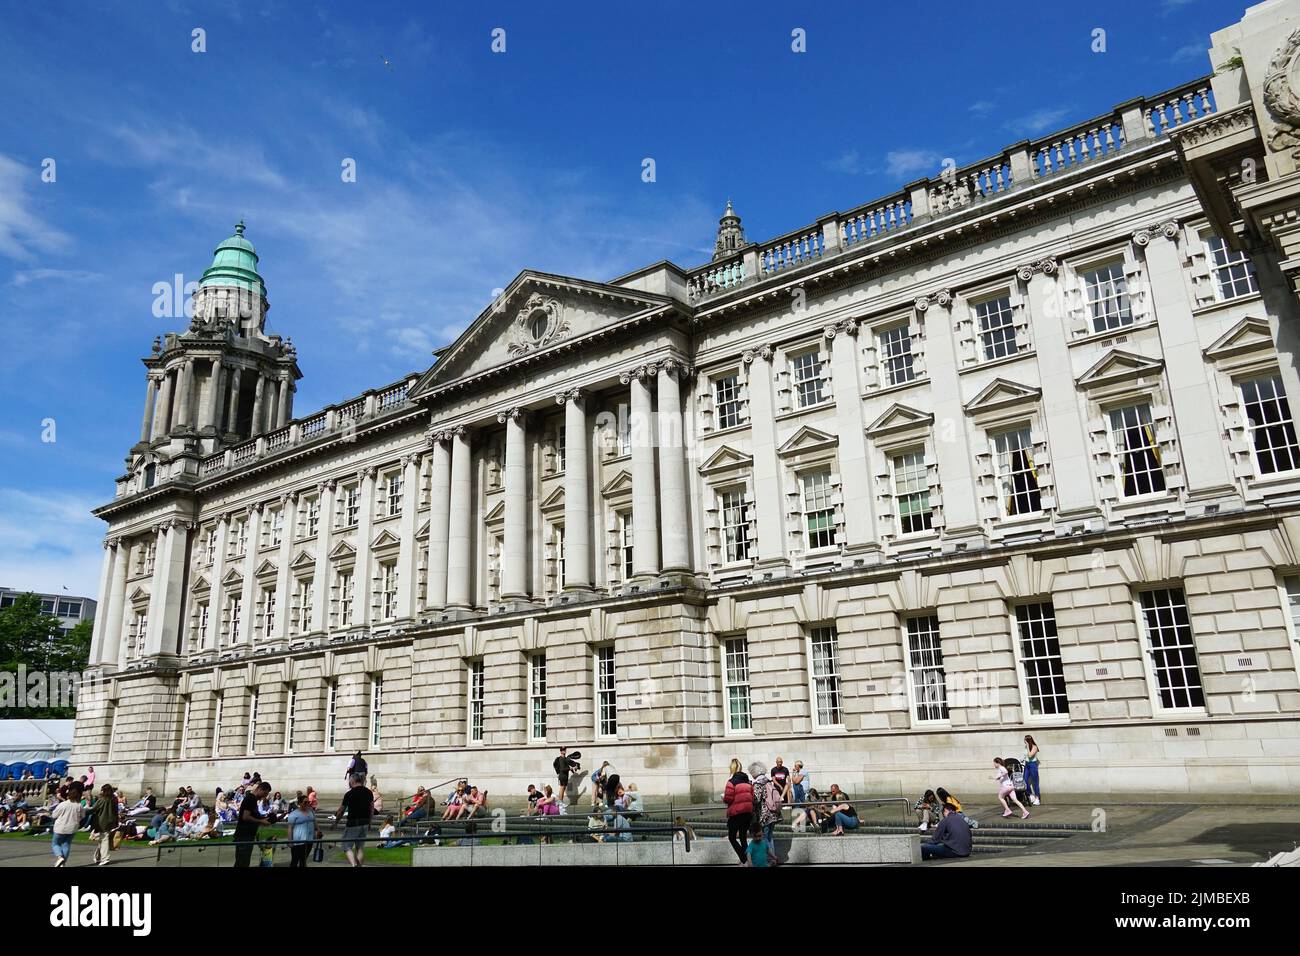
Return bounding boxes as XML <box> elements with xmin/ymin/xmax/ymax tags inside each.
<box><xmin>2</xmin><ymin>795</ymin><xmax>1296</xmax><ymax>867</ymax></box>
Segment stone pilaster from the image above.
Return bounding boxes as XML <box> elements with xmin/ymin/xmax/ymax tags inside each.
<box><xmin>657</xmin><ymin>360</ymin><xmax>692</xmax><ymax>576</ymax></box>
<box><xmin>274</xmin><ymin>492</ymin><xmax>298</xmax><ymax>638</ymax></box>
<box><xmin>425</xmin><ymin>432</ymin><xmax>452</xmax><ymax>610</ymax></box>
<box><xmin>311</xmin><ymin>482</ymin><xmax>336</xmax><ymax>633</ymax></box>
<box><xmin>499</xmin><ymin>407</ymin><xmax>530</xmax><ymax>601</ymax></box>
<box><xmin>446</xmin><ymin>427</ymin><xmax>475</xmax><ymax>611</ymax></box>
<box><xmin>558</xmin><ymin>389</ymin><xmax>593</xmax><ymax>591</ymax></box>
<box><xmin>239</xmin><ymin>504</ymin><xmax>263</xmax><ymax>644</ymax></box>
<box><xmin>396</xmin><ymin>452</ymin><xmax>422</xmax><ymax>618</ymax></box>
<box><xmin>743</xmin><ymin>345</ymin><xmax>789</xmax><ymax>576</ymax></box>
<box><xmin>622</xmin><ymin>365</ymin><xmax>660</xmax><ymax>579</ymax></box>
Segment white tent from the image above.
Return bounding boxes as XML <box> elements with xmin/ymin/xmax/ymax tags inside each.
<box><xmin>0</xmin><ymin>719</ymin><xmax>75</xmax><ymax>763</ymax></box>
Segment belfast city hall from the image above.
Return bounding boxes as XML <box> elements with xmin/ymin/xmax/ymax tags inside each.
<box><xmin>73</xmin><ymin>4</ymin><xmax>1300</xmax><ymax>799</ymax></box>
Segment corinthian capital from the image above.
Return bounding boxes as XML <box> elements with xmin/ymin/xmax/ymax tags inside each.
<box><xmin>555</xmin><ymin>387</ymin><xmax>585</xmax><ymax>406</ymax></box>
<box><xmin>496</xmin><ymin>406</ymin><xmax>526</xmax><ymax>425</ymax></box>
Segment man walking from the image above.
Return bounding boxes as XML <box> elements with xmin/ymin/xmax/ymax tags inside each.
<box><xmin>88</xmin><ymin>783</ymin><xmax>118</xmax><ymax>866</ymax></box>
<box><xmin>233</xmin><ymin>781</ymin><xmax>275</xmax><ymax>867</ymax></box>
<box><xmin>336</xmin><ymin>772</ymin><xmax>374</xmax><ymax>867</ymax></box>
<box><xmin>553</xmin><ymin>746</ymin><xmax>575</xmax><ymax>803</ymax></box>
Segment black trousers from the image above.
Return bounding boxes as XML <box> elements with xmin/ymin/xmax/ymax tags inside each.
<box><xmin>727</xmin><ymin>813</ymin><xmax>752</xmax><ymax>863</ymax></box>
<box><xmin>290</xmin><ymin>843</ymin><xmax>309</xmax><ymax>867</ymax></box>
<box><xmin>233</xmin><ymin>840</ymin><xmax>255</xmax><ymax>867</ymax></box>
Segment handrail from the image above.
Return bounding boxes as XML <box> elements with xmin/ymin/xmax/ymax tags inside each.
<box><xmin>647</xmin><ymin>796</ymin><xmax>913</xmax><ymax>827</ymax></box>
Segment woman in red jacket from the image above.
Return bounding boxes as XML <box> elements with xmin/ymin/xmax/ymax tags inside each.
<box><xmin>722</xmin><ymin>758</ymin><xmax>754</xmax><ymax>865</ymax></box>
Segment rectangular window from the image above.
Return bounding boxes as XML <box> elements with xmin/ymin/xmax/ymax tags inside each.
<box><xmin>617</xmin><ymin>413</ymin><xmax>631</xmax><ymax>457</ymax></box>
<box><xmin>905</xmin><ymin>615</ymin><xmax>949</xmax><ymax>722</ymax></box>
<box><xmin>553</xmin><ymin>526</ymin><xmax>566</xmax><ymax>588</ymax></box>
<box><xmin>1108</xmin><ymin>403</ymin><xmax>1166</xmax><ymax>497</ymax></box>
<box><xmin>370</xmin><ymin>676</ymin><xmax>383</xmax><ymax>747</ymax></box>
<box><xmin>180</xmin><ymin>696</ymin><xmax>192</xmax><ymax>758</ymax></box>
<box><xmin>529</xmin><ymin>653</ymin><xmax>547</xmax><ymax>740</ymax></box>
<box><xmin>58</xmin><ymin>599</ymin><xmax>81</xmax><ymax>617</ymax></box>
<box><xmin>344</xmin><ymin>486</ymin><xmax>360</xmax><ymax>527</ymax></box>
<box><xmin>285</xmin><ymin>684</ymin><xmax>297</xmax><ymax>753</ymax></box>
<box><xmin>379</xmin><ymin>562</ymin><xmax>398</xmax><ymax>620</ymax></box>
<box><xmin>801</xmin><ymin>470</ymin><xmax>836</xmax><ymax>550</ymax></box>
<box><xmin>618</xmin><ymin>512</ymin><xmax>634</xmax><ymax>581</ymax></box>
<box><xmin>1282</xmin><ymin>577</ymin><xmax>1300</xmax><ymax>669</ymax></box>
<box><xmin>193</xmin><ymin>601</ymin><xmax>209</xmax><ymax>649</ymax></box>
<box><xmin>386</xmin><ymin>473</ymin><xmax>403</xmax><ymax>517</ymax></box>
<box><xmin>212</xmin><ymin>694</ymin><xmax>223</xmax><ymax>757</ymax></box>
<box><xmin>720</xmin><ymin>489</ymin><xmax>751</xmax><ymax>563</ymax></box>
<box><xmin>596</xmin><ymin>645</ymin><xmax>617</xmax><ymax>737</ymax></box>
<box><xmin>295</xmin><ymin>578</ymin><xmax>313</xmax><ymax>634</ymax></box>
<box><xmin>338</xmin><ymin>570</ymin><xmax>354</xmax><ymax>626</ymax></box>
<box><xmin>228</xmin><ymin>596</ymin><xmax>241</xmax><ymax>643</ymax></box>
<box><xmin>974</xmin><ymin>294</ymin><xmax>1017</xmax><ymax>361</ymax></box>
<box><xmin>468</xmin><ymin>661</ymin><xmax>484</xmax><ymax>743</ymax></box>
<box><xmin>1014</xmin><ymin>603</ymin><xmax>1069</xmax><ymax>717</ymax></box>
<box><xmin>992</xmin><ymin>427</ymin><xmax>1041</xmax><ymax>516</ymax></box>
<box><xmin>1082</xmin><ymin>261</ymin><xmax>1133</xmax><ymax>333</ymax></box>
<box><xmin>555</xmin><ymin>426</ymin><xmax>566</xmax><ymax>472</ymax></box>
<box><xmin>304</xmin><ymin>497</ymin><xmax>320</xmax><ymax>538</ymax></box>
<box><xmin>809</xmin><ymin>626</ymin><xmax>842</xmax><ymax>728</ymax></box>
<box><xmin>1205</xmin><ymin>234</ymin><xmax>1258</xmax><ymax>300</ymax></box>
<box><xmin>129</xmin><ymin>610</ymin><xmax>148</xmax><ymax>659</ymax></box>
<box><xmin>1241</xmin><ymin>375</ymin><xmax>1300</xmax><ymax>475</ymax></box>
<box><xmin>261</xmin><ymin>587</ymin><xmax>276</xmax><ymax>638</ymax></box>
<box><xmin>268</xmin><ymin>509</ymin><xmax>283</xmax><ymax>548</ymax></box>
<box><xmin>205</xmin><ymin>528</ymin><xmax>218</xmax><ymax>565</ymax></box>
<box><xmin>791</xmin><ymin>349</ymin><xmax>826</xmax><ymax>408</ymax></box>
<box><xmin>877</xmin><ymin>323</ymin><xmax>916</xmax><ymax>387</ymax></box>
<box><xmin>247</xmin><ymin>689</ymin><xmax>258</xmax><ymax>754</ymax></box>
<box><xmin>893</xmin><ymin>450</ymin><xmax>932</xmax><ymax>534</ymax></box>
<box><xmin>1138</xmin><ymin>587</ymin><xmax>1205</xmax><ymax>710</ymax></box>
<box><xmin>325</xmin><ymin>681</ymin><xmax>337</xmax><ymax>751</ymax></box>
<box><xmin>723</xmin><ymin>637</ymin><xmax>752</xmax><ymax>732</ymax></box>
<box><xmin>714</xmin><ymin>373</ymin><xmax>744</xmax><ymax>429</ymax></box>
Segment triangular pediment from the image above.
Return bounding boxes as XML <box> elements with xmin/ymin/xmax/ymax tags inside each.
<box><xmin>777</xmin><ymin>426</ymin><xmax>838</xmax><ymax>458</ymax></box>
<box><xmin>289</xmin><ymin>549</ymin><xmax>315</xmax><ymax>571</ymax></box>
<box><xmin>601</xmin><ymin>469</ymin><xmax>634</xmax><ymax>497</ymax></box>
<box><xmin>254</xmin><ymin>558</ymin><xmax>278</xmax><ymax>578</ymax></box>
<box><xmin>370</xmin><ymin>529</ymin><xmax>400</xmax><ymax>550</ymax></box>
<box><xmin>963</xmin><ymin>378</ymin><xmax>1042</xmax><ymax>414</ymax></box>
<box><xmin>189</xmin><ymin>574</ymin><xmax>210</xmax><ymax>593</ymax></box>
<box><xmin>127</xmin><ymin>585</ymin><xmax>149</xmax><ymax>603</ymax></box>
<box><xmin>484</xmin><ymin>499</ymin><xmax>507</xmax><ymax>524</ymax></box>
<box><xmin>699</xmin><ymin>445</ymin><xmax>755</xmax><ymax>475</ymax></box>
<box><xmin>328</xmin><ymin>540</ymin><xmax>356</xmax><ymax>560</ymax></box>
<box><xmin>1204</xmin><ymin>315</ymin><xmax>1274</xmax><ymax>361</ymax></box>
<box><xmin>410</xmin><ymin>271</ymin><xmax>672</xmax><ymax>395</ymax></box>
<box><xmin>866</xmin><ymin>403</ymin><xmax>935</xmax><ymax>438</ymax></box>
<box><xmin>540</xmin><ymin>485</ymin><xmax>566</xmax><ymax>512</ymax></box>
<box><xmin>220</xmin><ymin>567</ymin><xmax>243</xmax><ymax>588</ymax></box>
<box><xmin>1076</xmin><ymin>348</ymin><xmax>1164</xmax><ymax>388</ymax></box>
<box><xmin>416</xmin><ymin>519</ymin><xmax>430</xmax><ymax>539</ymax></box>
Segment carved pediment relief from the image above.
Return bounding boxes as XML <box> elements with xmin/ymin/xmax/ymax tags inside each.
<box><xmin>1264</xmin><ymin>26</ymin><xmax>1300</xmax><ymax>160</ymax></box>
<box><xmin>507</xmin><ymin>293</ymin><xmax>569</xmax><ymax>356</ymax></box>
<box><xmin>1075</xmin><ymin>348</ymin><xmax>1164</xmax><ymax>389</ymax></box>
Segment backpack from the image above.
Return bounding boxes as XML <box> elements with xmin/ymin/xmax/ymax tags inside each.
<box><xmin>763</xmin><ymin>781</ymin><xmax>783</xmax><ymax>815</ymax></box>
<box><xmin>351</xmin><ymin>757</ymin><xmax>368</xmax><ymax>776</ymax></box>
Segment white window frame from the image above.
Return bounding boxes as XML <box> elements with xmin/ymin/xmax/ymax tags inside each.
<box><xmin>212</xmin><ymin>693</ymin><xmax>223</xmax><ymax>758</ymax></box>
<box><xmin>529</xmin><ymin>653</ymin><xmax>547</xmax><ymax>741</ymax></box>
<box><xmin>1239</xmin><ymin>374</ymin><xmax>1300</xmax><ymax>477</ymax></box>
<box><xmin>285</xmin><ymin>684</ymin><xmax>297</xmax><ymax>753</ymax></box>
<box><xmin>904</xmin><ymin>614</ymin><xmax>949</xmax><ymax>725</ymax></box>
<box><xmin>790</xmin><ymin>347</ymin><xmax>828</xmax><ymax>409</ymax></box>
<box><xmin>876</xmin><ymin>321</ymin><xmax>917</xmax><ymax>387</ymax></box>
<box><xmin>370</xmin><ymin>675</ymin><xmax>383</xmax><ymax>748</ymax></box>
<box><xmin>385</xmin><ymin>471</ymin><xmax>403</xmax><ymax>517</ymax></box>
<box><xmin>991</xmin><ymin>426</ymin><xmax>1042</xmax><ymax>518</ymax></box>
<box><xmin>800</xmin><ymin>468</ymin><xmax>836</xmax><ymax>551</ymax></box>
<box><xmin>261</xmin><ymin>586</ymin><xmax>277</xmax><ymax>639</ymax></box>
<box><xmin>713</xmin><ymin>372</ymin><xmax>745</xmax><ymax>430</ymax></box>
<box><xmin>468</xmin><ymin>660</ymin><xmax>484</xmax><ymax>744</ymax></box>
<box><xmin>1134</xmin><ymin>586</ymin><xmax>1207</xmax><ymax>714</ymax></box>
<box><xmin>618</xmin><ymin>511</ymin><xmax>634</xmax><ymax>581</ymax></box>
<box><xmin>1275</xmin><ymin>575</ymin><xmax>1300</xmax><ymax>680</ymax></box>
<box><xmin>325</xmin><ymin>681</ymin><xmax>337</xmax><ymax>751</ymax></box>
<box><xmin>246</xmin><ymin>688</ymin><xmax>259</xmax><ymax>755</ymax></box>
<box><xmin>1106</xmin><ymin>401</ymin><xmax>1167</xmax><ymax>499</ymax></box>
<box><xmin>379</xmin><ymin>561</ymin><xmax>398</xmax><ymax>620</ymax></box>
<box><xmin>1010</xmin><ymin>601</ymin><xmax>1071</xmax><ymax>721</ymax></box>
<box><xmin>722</xmin><ymin>636</ymin><xmax>752</xmax><ymax>734</ymax></box>
<box><xmin>807</xmin><ymin>625</ymin><xmax>843</xmax><ymax>730</ymax></box>
<box><xmin>891</xmin><ymin>449</ymin><xmax>933</xmax><ymax>535</ymax></box>
<box><xmin>1080</xmin><ymin>258</ymin><xmax>1133</xmax><ymax>333</ymax></box>
<box><xmin>1202</xmin><ymin>231</ymin><xmax>1259</xmax><ymax>302</ymax></box>
<box><xmin>595</xmin><ymin>644</ymin><xmax>617</xmax><ymax>738</ymax></box>
<box><xmin>718</xmin><ymin>487</ymin><xmax>752</xmax><ymax>564</ymax></box>
<box><xmin>972</xmin><ymin>292</ymin><xmax>1018</xmax><ymax>361</ymax></box>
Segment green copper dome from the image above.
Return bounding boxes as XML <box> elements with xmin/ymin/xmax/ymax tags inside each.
<box><xmin>198</xmin><ymin>221</ymin><xmax>266</xmax><ymax>296</ymax></box>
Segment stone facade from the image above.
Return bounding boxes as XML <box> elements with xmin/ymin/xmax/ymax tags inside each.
<box><xmin>74</xmin><ymin>3</ymin><xmax>1300</xmax><ymax>799</ymax></box>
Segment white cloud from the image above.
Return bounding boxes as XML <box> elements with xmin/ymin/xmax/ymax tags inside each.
<box><xmin>884</xmin><ymin>149</ymin><xmax>942</xmax><ymax>179</ymax></box>
<box><xmin>1170</xmin><ymin>42</ymin><xmax>1206</xmax><ymax>63</ymax></box>
<box><xmin>1005</xmin><ymin>107</ymin><xmax>1072</xmax><ymax>137</ymax></box>
<box><xmin>9</xmin><ymin>268</ymin><xmax>102</xmax><ymax>287</ymax></box>
<box><xmin>0</xmin><ymin>489</ymin><xmax>105</xmax><ymax>598</ymax></box>
<box><xmin>0</xmin><ymin>154</ymin><xmax>72</xmax><ymax>262</ymax></box>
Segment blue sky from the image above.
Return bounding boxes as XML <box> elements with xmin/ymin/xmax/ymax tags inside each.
<box><xmin>0</xmin><ymin>0</ymin><xmax>1236</xmax><ymax>597</ymax></box>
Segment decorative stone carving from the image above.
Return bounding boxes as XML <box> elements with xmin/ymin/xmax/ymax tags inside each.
<box><xmin>619</xmin><ymin>363</ymin><xmax>659</xmax><ymax>385</ymax></box>
<box><xmin>1015</xmin><ymin>258</ymin><xmax>1059</xmax><ymax>282</ymax></box>
<box><xmin>913</xmin><ymin>289</ymin><xmax>953</xmax><ymax>312</ymax></box>
<box><xmin>823</xmin><ymin>318</ymin><xmax>860</xmax><ymax>339</ymax></box>
<box><xmin>507</xmin><ymin>293</ymin><xmax>569</xmax><ymax>355</ymax></box>
<box><xmin>1264</xmin><ymin>27</ymin><xmax>1300</xmax><ymax>159</ymax></box>
<box><xmin>741</xmin><ymin>344</ymin><xmax>774</xmax><ymax>365</ymax></box>
<box><xmin>496</xmin><ymin>407</ymin><xmax>526</xmax><ymax>425</ymax></box>
<box><xmin>555</xmin><ymin>387</ymin><xmax>585</xmax><ymax>406</ymax></box>
<box><xmin>1132</xmin><ymin>220</ymin><xmax>1181</xmax><ymax>246</ymax></box>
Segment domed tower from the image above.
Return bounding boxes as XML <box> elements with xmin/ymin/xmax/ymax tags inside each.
<box><xmin>712</xmin><ymin>200</ymin><xmax>746</xmax><ymax>260</ymax></box>
<box><xmin>126</xmin><ymin>223</ymin><xmax>302</xmax><ymax>492</ymax></box>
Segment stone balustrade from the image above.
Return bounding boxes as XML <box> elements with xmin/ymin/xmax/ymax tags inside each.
<box><xmin>683</xmin><ymin>75</ymin><xmax>1216</xmax><ymax>304</ymax></box>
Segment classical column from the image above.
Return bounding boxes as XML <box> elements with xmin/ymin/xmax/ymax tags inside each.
<box><xmin>623</xmin><ymin>365</ymin><xmax>661</xmax><ymax>578</ymax></box>
<box><xmin>239</xmin><ymin>504</ymin><xmax>263</xmax><ymax>644</ymax></box>
<box><xmin>88</xmin><ymin>540</ymin><xmax>117</xmax><ymax>666</ymax></box>
<box><xmin>1021</xmin><ymin>259</ymin><xmax>1099</xmax><ymax>517</ymax></box>
<box><xmin>226</xmin><ymin>366</ymin><xmax>244</xmax><ymax>434</ymax></box>
<box><xmin>274</xmin><ymin>492</ymin><xmax>298</xmax><ymax>639</ymax></box>
<box><xmin>396</xmin><ymin>452</ymin><xmax>421</xmax><ymax>618</ymax></box>
<box><xmin>206</xmin><ymin>516</ymin><xmax>229</xmax><ymax>649</ymax></box>
<box><xmin>276</xmin><ymin>376</ymin><xmax>292</xmax><ymax>428</ymax></box>
<box><xmin>101</xmin><ymin>538</ymin><xmax>129</xmax><ymax>667</ymax></box>
<box><xmin>114</xmin><ymin>541</ymin><xmax>136</xmax><ymax>669</ymax></box>
<box><xmin>251</xmin><ymin>374</ymin><xmax>266</xmax><ymax>437</ymax></box>
<box><xmin>656</xmin><ymin>361</ymin><xmax>691</xmax><ymax>574</ymax></box>
<box><xmin>1137</xmin><ymin>224</ymin><xmax>1237</xmax><ymax>501</ymax></box>
<box><xmin>445</xmin><ymin>426</ymin><xmax>474</xmax><ymax>610</ymax></box>
<box><xmin>176</xmin><ymin>358</ymin><xmax>195</xmax><ymax>430</ymax></box>
<box><xmin>425</xmin><ymin>432</ymin><xmax>452</xmax><ymax>609</ymax></box>
<box><xmin>354</xmin><ymin>467</ymin><xmax>377</xmax><ymax>625</ymax></box>
<box><xmin>145</xmin><ymin>520</ymin><xmax>189</xmax><ymax>658</ymax></box>
<box><xmin>152</xmin><ymin>371</ymin><xmax>174</xmax><ymax>440</ymax></box>
<box><xmin>311</xmin><ymin>482</ymin><xmax>336</xmax><ymax>633</ymax></box>
<box><xmin>140</xmin><ymin>376</ymin><xmax>158</xmax><ymax>443</ymax></box>
<box><xmin>744</xmin><ymin>346</ymin><xmax>789</xmax><ymax>573</ymax></box>
<box><xmin>202</xmin><ymin>361</ymin><xmax>225</xmax><ymax>432</ymax></box>
<box><xmin>558</xmin><ymin>389</ymin><xmax>592</xmax><ymax>590</ymax></box>
<box><xmin>499</xmin><ymin>407</ymin><xmax>530</xmax><ymax>601</ymax></box>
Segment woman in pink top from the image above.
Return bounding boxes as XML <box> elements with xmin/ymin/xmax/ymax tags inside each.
<box><xmin>994</xmin><ymin>757</ymin><xmax>1029</xmax><ymax>819</ymax></box>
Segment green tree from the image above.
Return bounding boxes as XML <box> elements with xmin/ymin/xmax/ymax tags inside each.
<box><xmin>0</xmin><ymin>592</ymin><xmax>91</xmax><ymax>718</ymax></box>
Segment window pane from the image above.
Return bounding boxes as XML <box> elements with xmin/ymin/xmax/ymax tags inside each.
<box><xmin>1139</xmin><ymin>588</ymin><xmax>1204</xmax><ymax>709</ymax></box>
<box><xmin>974</xmin><ymin>295</ymin><xmax>1017</xmax><ymax>360</ymax></box>
<box><xmin>1015</xmin><ymin>602</ymin><xmax>1069</xmax><ymax>716</ymax></box>
<box><xmin>1083</xmin><ymin>262</ymin><xmax>1132</xmax><ymax>333</ymax></box>
<box><xmin>1108</xmin><ymin>404</ymin><xmax>1166</xmax><ymax>497</ymax></box>
<box><xmin>906</xmin><ymin>616</ymin><xmax>948</xmax><ymax>721</ymax></box>
<box><xmin>993</xmin><ymin>428</ymin><xmax>1041</xmax><ymax>516</ymax></box>
<box><xmin>1241</xmin><ymin>376</ymin><xmax>1300</xmax><ymax>475</ymax></box>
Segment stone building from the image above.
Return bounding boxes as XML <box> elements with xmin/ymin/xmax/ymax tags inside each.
<box><xmin>73</xmin><ymin>3</ymin><xmax>1300</xmax><ymax>798</ymax></box>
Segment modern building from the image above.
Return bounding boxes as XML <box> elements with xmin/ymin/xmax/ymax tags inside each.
<box><xmin>0</xmin><ymin>588</ymin><xmax>96</xmax><ymax>638</ymax></box>
<box><xmin>73</xmin><ymin>3</ymin><xmax>1300</xmax><ymax>798</ymax></box>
